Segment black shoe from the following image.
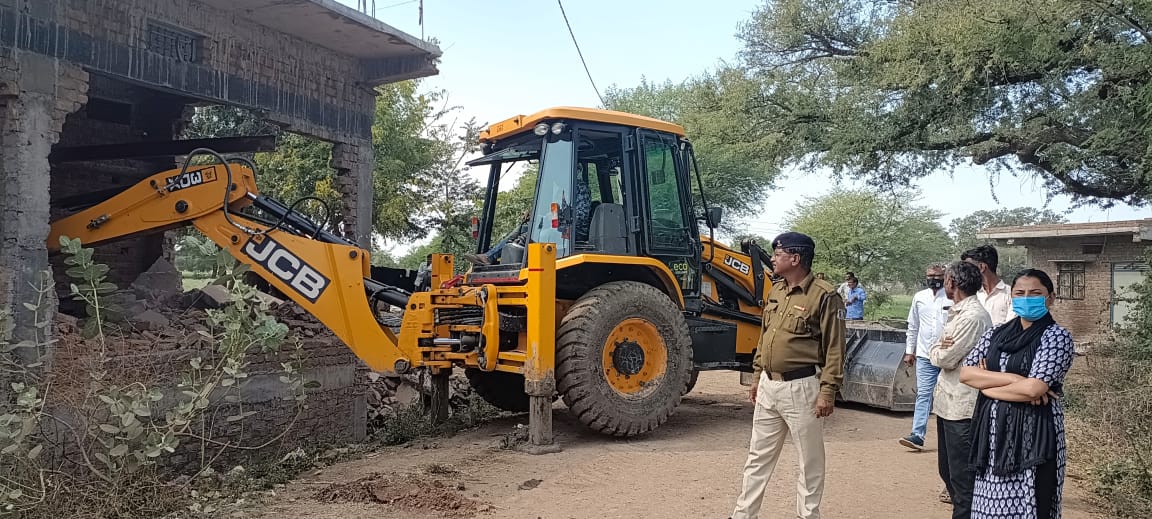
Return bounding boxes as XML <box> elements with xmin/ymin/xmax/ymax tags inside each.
<box><xmin>898</xmin><ymin>434</ymin><xmax>924</xmax><ymax>451</ymax></box>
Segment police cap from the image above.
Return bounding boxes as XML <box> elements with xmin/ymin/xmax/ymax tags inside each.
<box><xmin>771</xmin><ymin>231</ymin><xmax>815</xmax><ymax>251</ymax></box>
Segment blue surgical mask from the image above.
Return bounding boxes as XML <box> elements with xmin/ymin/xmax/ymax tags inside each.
<box><xmin>1012</xmin><ymin>296</ymin><xmax>1049</xmax><ymax>321</ymax></box>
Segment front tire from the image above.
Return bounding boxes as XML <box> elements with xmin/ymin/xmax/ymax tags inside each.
<box><xmin>556</xmin><ymin>281</ymin><xmax>693</xmax><ymax>437</ymax></box>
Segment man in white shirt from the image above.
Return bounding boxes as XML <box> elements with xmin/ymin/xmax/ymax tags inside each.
<box><xmin>961</xmin><ymin>245</ymin><xmax>1017</xmax><ymax>327</ymax></box>
<box><xmin>898</xmin><ymin>264</ymin><xmax>950</xmax><ymax>451</ymax></box>
<box><xmin>929</xmin><ymin>261</ymin><xmax>992</xmax><ymax>518</ymax></box>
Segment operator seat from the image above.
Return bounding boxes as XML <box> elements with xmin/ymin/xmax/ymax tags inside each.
<box><xmin>588</xmin><ymin>203</ymin><xmax>628</xmax><ymax>254</ymax></box>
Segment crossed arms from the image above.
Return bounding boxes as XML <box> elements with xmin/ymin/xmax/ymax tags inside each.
<box><xmin>959</xmin><ymin>362</ymin><xmax>1054</xmax><ymax>405</ymax></box>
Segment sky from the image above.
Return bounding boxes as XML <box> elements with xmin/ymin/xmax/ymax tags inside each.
<box><xmin>338</xmin><ymin>0</ymin><xmax>1150</xmax><ymax>252</ymax></box>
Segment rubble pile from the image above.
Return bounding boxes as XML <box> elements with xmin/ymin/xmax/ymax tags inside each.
<box><xmin>313</xmin><ymin>470</ymin><xmax>492</xmax><ymax>517</ymax></box>
<box><xmin>364</xmin><ymin>369</ymin><xmax>475</xmax><ymax>424</ymax></box>
<box><xmin>54</xmin><ymin>257</ymin><xmax>476</xmax><ymax>422</ymax></box>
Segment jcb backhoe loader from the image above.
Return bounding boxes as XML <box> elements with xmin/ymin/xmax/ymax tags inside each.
<box><xmin>47</xmin><ymin>107</ymin><xmax>909</xmax><ymax>449</ymax></box>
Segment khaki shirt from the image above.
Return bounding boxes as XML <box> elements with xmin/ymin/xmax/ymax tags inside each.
<box><xmin>752</xmin><ymin>273</ymin><xmax>846</xmax><ymax>399</ymax></box>
<box><xmin>929</xmin><ymin>295</ymin><xmax>992</xmax><ymax>420</ymax></box>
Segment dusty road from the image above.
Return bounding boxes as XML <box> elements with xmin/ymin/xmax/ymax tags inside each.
<box><xmin>257</xmin><ymin>371</ymin><xmax>1104</xmax><ymax>519</ymax></box>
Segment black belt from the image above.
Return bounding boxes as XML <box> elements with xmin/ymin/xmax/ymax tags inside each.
<box><xmin>765</xmin><ymin>365</ymin><xmax>817</xmax><ymax>381</ymax></box>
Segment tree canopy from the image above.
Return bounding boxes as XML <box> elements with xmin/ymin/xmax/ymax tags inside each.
<box><xmin>948</xmin><ymin>206</ymin><xmax>1069</xmax><ymax>275</ymax></box>
<box><xmin>184</xmin><ymin>81</ymin><xmax>476</xmax><ymax>245</ymax></box>
<box><xmin>784</xmin><ymin>188</ymin><xmax>954</xmax><ymax>288</ymax></box>
<box><xmin>727</xmin><ymin>0</ymin><xmax>1152</xmax><ymax>206</ymax></box>
<box><xmin>949</xmin><ymin>207</ymin><xmax>1068</xmax><ymax>253</ymax></box>
<box><xmin>602</xmin><ymin>75</ymin><xmax>783</xmax><ymax>224</ymax></box>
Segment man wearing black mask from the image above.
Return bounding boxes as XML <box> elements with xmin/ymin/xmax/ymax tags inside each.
<box><xmin>900</xmin><ymin>264</ymin><xmax>950</xmax><ymax>452</ymax></box>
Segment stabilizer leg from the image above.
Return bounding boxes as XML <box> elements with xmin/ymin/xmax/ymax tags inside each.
<box><xmin>518</xmin><ymin>243</ymin><xmax>561</xmax><ymax>454</ymax></box>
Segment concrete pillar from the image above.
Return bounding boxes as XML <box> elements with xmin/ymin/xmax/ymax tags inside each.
<box><xmin>0</xmin><ymin>50</ymin><xmax>87</xmax><ymax>349</ymax></box>
<box><xmin>331</xmin><ymin>138</ymin><xmax>374</xmax><ymax>248</ymax></box>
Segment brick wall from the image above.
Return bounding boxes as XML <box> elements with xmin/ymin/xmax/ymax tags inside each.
<box><xmin>3</xmin><ymin>0</ymin><xmax>398</xmax><ymax>471</ymax></box>
<box><xmin>0</xmin><ymin>49</ymin><xmax>87</xmax><ymax>354</ymax></box>
<box><xmin>45</xmin><ymin>0</ymin><xmax>377</xmax><ymax>142</ymax></box>
<box><xmin>330</xmin><ymin>138</ymin><xmax>374</xmax><ymax>241</ymax></box>
<box><xmin>49</xmin><ymin>308</ymin><xmax>367</xmax><ymax>473</ymax></box>
<box><xmin>1020</xmin><ymin>236</ymin><xmax>1148</xmax><ymax>344</ymax></box>
<box><xmin>49</xmin><ymin>77</ymin><xmax>185</xmax><ymax>290</ymax></box>
<box><xmin>3</xmin><ymin>0</ymin><xmax>381</xmax><ymax>245</ymax></box>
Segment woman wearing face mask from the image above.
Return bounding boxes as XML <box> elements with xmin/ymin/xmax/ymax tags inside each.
<box><xmin>958</xmin><ymin>269</ymin><xmax>1074</xmax><ymax>519</ymax></box>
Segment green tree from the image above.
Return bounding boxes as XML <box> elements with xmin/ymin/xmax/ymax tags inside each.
<box><xmin>491</xmin><ymin>164</ymin><xmax>538</xmax><ymax>240</ymax></box>
<box><xmin>784</xmin><ymin>188</ymin><xmax>954</xmax><ymax>288</ymax></box>
<box><xmin>729</xmin><ymin>0</ymin><xmax>1152</xmax><ymax>207</ymax></box>
<box><xmin>369</xmin><ymin>81</ymin><xmax>460</xmax><ymax>240</ymax></box>
<box><xmin>252</xmin><ymin>133</ymin><xmax>340</xmax><ymax>225</ymax></box>
<box><xmin>728</xmin><ymin>233</ymin><xmax>773</xmax><ymax>250</ymax></box>
<box><xmin>949</xmin><ymin>207</ymin><xmax>1069</xmax><ymax>252</ymax></box>
<box><xmin>603</xmin><ymin>74</ymin><xmax>783</xmax><ymax>224</ymax></box>
<box><xmin>182</xmin><ymin>105</ymin><xmax>279</xmax><ymax>138</ymax></box>
<box><xmin>396</xmin><ymin>160</ymin><xmax>540</xmax><ymax>271</ymax></box>
<box><xmin>949</xmin><ymin>207</ymin><xmax>1069</xmax><ymax>274</ymax></box>
<box><xmin>602</xmin><ymin>77</ymin><xmax>688</xmax><ymax>123</ymax></box>
<box><xmin>417</xmin><ymin>119</ymin><xmax>485</xmax><ymax>259</ymax></box>
<box><xmin>182</xmin><ymin>81</ymin><xmax>470</xmax><ymax>243</ymax></box>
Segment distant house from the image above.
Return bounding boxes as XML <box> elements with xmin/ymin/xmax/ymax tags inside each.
<box><xmin>977</xmin><ymin>218</ymin><xmax>1151</xmax><ymax>346</ymax></box>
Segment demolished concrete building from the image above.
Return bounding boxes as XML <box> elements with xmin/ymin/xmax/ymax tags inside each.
<box><xmin>1</xmin><ymin>0</ymin><xmax>440</xmax><ymax>454</ymax></box>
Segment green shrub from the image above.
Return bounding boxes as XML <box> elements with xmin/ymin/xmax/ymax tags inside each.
<box><xmin>0</xmin><ymin>237</ymin><xmax>305</xmax><ymax>518</ymax></box>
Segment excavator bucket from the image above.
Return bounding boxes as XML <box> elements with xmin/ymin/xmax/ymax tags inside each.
<box><xmin>838</xmin><ymin>323</ymin><xmax>916</xmax><ymax>411</ymax></box>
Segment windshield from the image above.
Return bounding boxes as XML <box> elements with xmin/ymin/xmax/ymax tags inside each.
<box><xmin>528</xmin><ymin>135</ymin><xmax>575</xmax><ymax>258</ymax></box>
<box><xmin>467</xmin><ymin>128</ymin><xmax>579</xmax><ymax>262</ymax></box>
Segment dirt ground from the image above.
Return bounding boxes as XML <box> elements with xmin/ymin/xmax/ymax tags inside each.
<box><xmin>254</xmin><ymin>371</ymin><xmax>1105</xmax><ymax>519</ymax></box>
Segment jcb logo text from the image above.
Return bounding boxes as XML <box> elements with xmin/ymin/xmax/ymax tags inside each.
<box><xmin>165</xmin><ymin>168</ymin><xmax>217</xmax><ymax>192</ymax></box>
<box><xmin>242</xmin><ymin>237</ymin><xmax>330</xmax><ymax>302</ymax></box>
<box><xmin>724</xmin><ymin>255</ymin><xmax>750</xmax><ymax>275</ymax></box>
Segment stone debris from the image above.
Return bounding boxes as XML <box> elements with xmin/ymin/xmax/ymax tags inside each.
<box><xmin>364</xmin><ymin>368</ymin><xmax>476</xmax><ymax>425</ymax></box>
<box><xmin>130</xmin><ymin>257</ymin><xmax>183</xmax><ymax>303</ymax></box>
<box><xmin>127</xmin><ymin>309</ymin><xmax>170</xmax><ymax>331</ymax></box>
<box><xmin>182</xmin><ymin>284</ymin><xmax>233</xmax><ymax>309</ymax></box>
<box><xmin>57</xmin><ymin>262</ymin><xmax>468</xmax><ymax>425</ymax></box>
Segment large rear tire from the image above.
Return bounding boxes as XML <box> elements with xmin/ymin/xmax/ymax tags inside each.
<box><xmin>556</xmin><ymin>281</ymin><xmax>693</xmax><ymax>437</ymax></box>
<box><xmin>464</xmin><ymin>368</ymin><xmax>529</xmax><ymax>412</ymax></box>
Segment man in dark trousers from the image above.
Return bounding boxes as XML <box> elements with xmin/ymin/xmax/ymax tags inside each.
<box><xmin>929</xmin><ymin>261</ymin><xmax>991</xmax><ymax>518</ymax></box>
<box><xmin>730</xmin><ymin>232</ymin><xmax>846</xmax><ymax>519</ymax></box>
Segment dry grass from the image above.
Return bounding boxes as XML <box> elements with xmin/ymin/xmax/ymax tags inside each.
<box><xmin>1064</xmin><ymin>344</ymin><xmax>1152</xmax><ymax>518</ymax></box>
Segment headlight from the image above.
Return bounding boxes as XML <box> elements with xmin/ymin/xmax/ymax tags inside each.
<box><xmin>551</xmin><ymin>122</ymin><xmax>566</xmax><ymax>135</ymax></box>
<box><xmin>533</xmin><ymin>123</ymin><xmax>550</xmax><ymax>136</ymax></box>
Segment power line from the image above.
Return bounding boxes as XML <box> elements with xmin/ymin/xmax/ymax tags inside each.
<box><xmin>372</xmin><ymin>0</ymin><xmax>417</xmax><ymax>12</ymax></box>
<box><xmin>556</xmin><ymin>0</ymin><xmax>605</xmax><ymax>107</ymax></box>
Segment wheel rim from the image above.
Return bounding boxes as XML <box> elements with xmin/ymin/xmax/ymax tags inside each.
<box><xmin>602</xmin><ymin>318</ymin><xmax>667</xmax><ymax>397</ymax></box>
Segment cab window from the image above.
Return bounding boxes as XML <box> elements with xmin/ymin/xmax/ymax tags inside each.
<box><xmin>641</xmin><ymin>131</ymin><xmax>689</xmax><ymax>251</ymax></box>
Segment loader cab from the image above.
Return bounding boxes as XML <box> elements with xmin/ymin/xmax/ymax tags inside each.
<box><xmin>466</xmin><ymin>107</ymin><xmax>717</xmax><ymax>301</ymax></box>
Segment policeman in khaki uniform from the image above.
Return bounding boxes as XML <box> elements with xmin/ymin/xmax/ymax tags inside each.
<box><xmin>731</xmin><ymin>232</ymin><xmax>846</xmax><ymax>519</ymax></box>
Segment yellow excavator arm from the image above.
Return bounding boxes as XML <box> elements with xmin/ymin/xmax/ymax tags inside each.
<box><xmin>48</xmin><ymin>151</ymin><xmax>456</xmax><ymax>374</ymax></box>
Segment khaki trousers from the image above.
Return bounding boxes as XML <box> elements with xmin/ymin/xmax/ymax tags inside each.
<box><xmin>731</xmin><ymin>372</ymin><xmax>826</xmax><ymax>519</ymax></box>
